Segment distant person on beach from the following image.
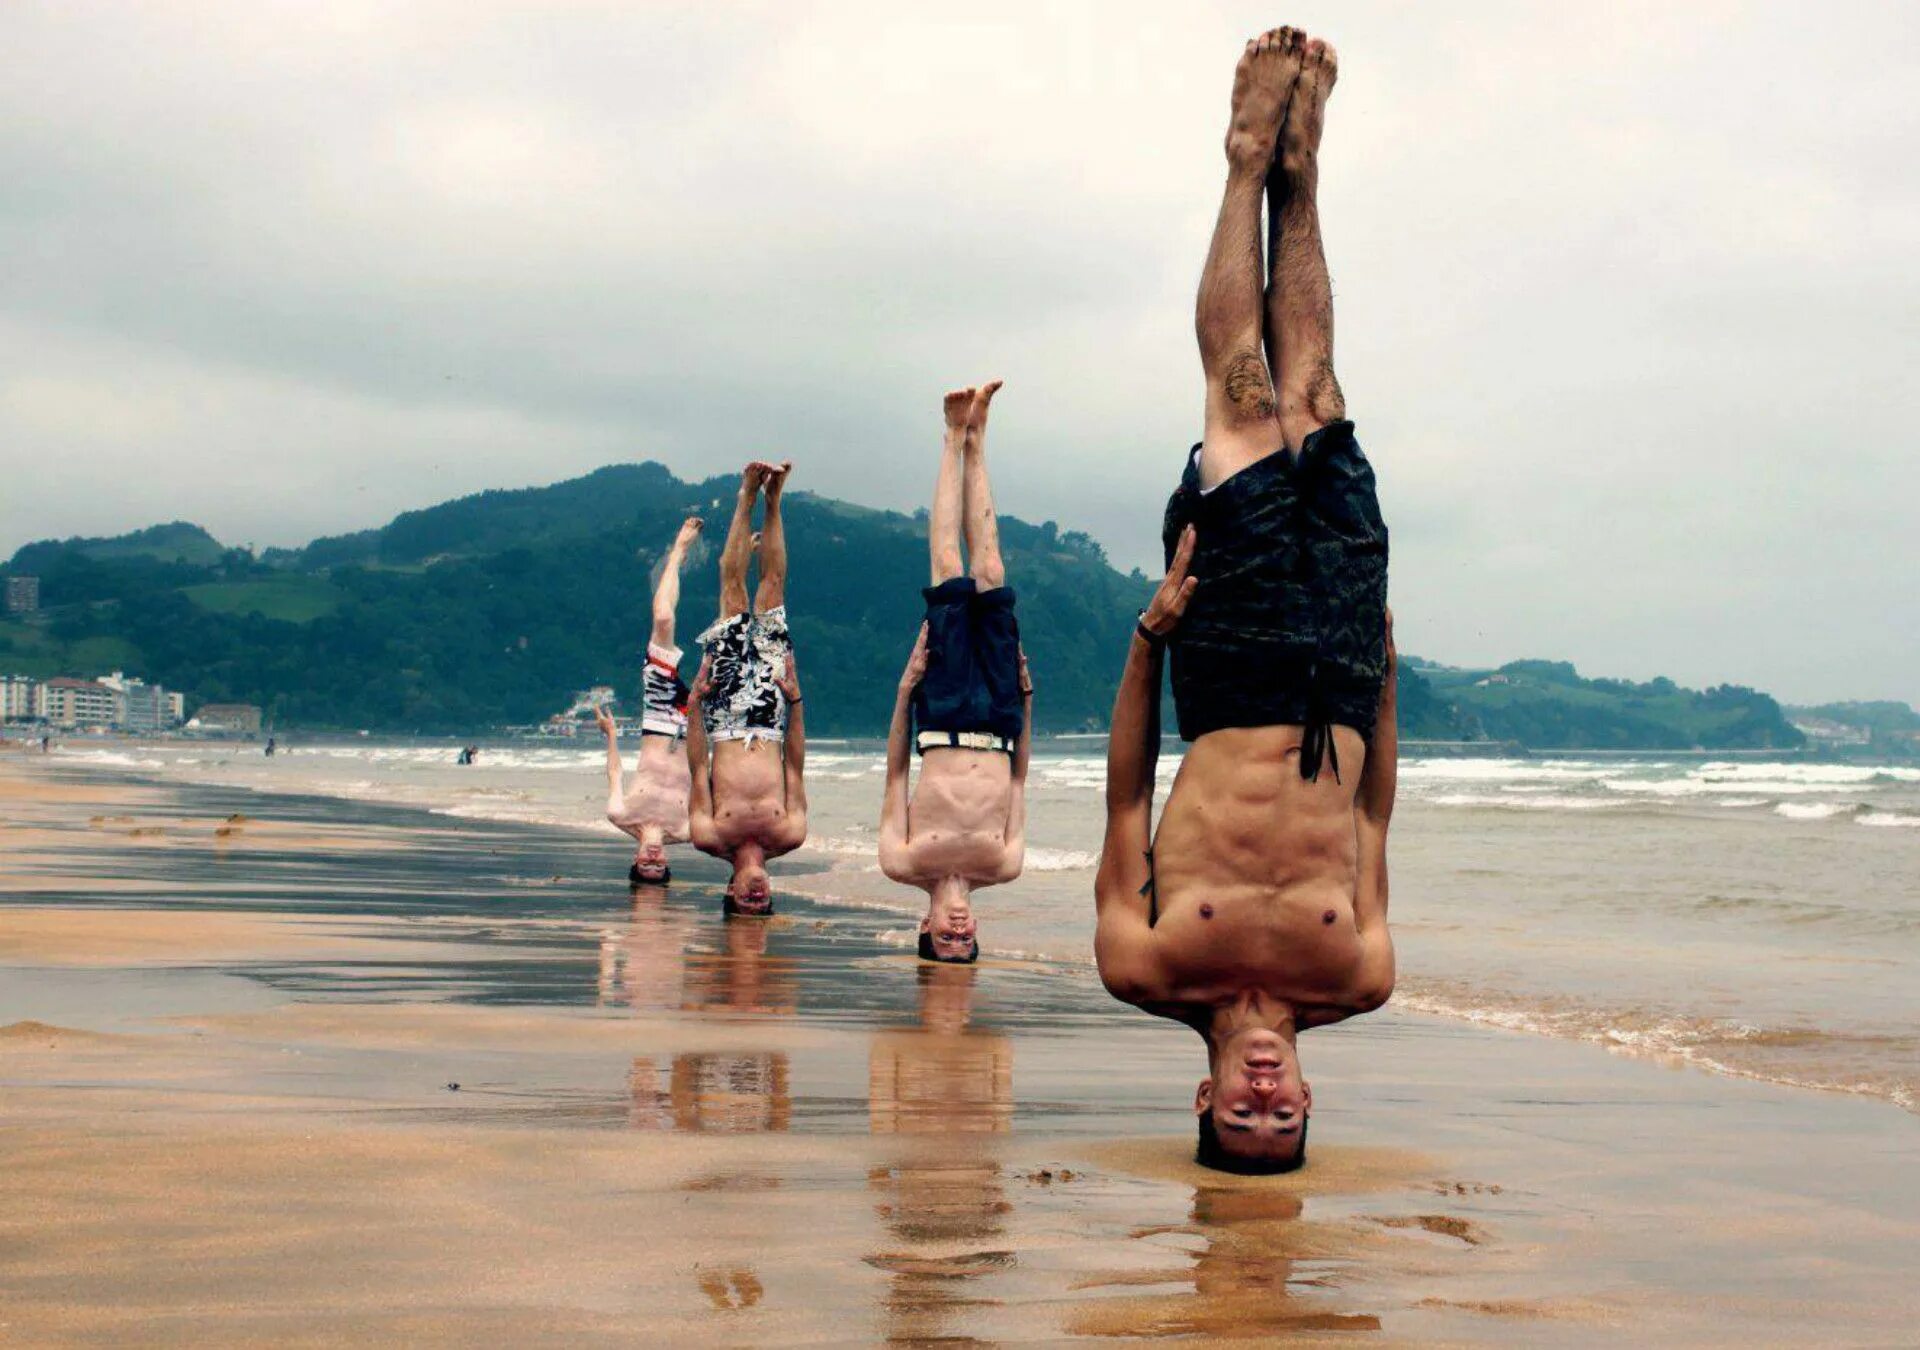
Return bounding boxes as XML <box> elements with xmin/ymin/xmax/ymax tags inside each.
<box><xmin>1096</xmin><ymin>29</ymin><xmax>1397</xmax><ymax>1174</ymax></box>
<box><xmin>264</xmin><ymin>736</ymin><xmax>276</xmax><ymax>757</ymax></box>
<box><xmin>687</xmin><ymin>461</ymin><xmax>808</xmax><ymax>915</ymax></box>
<box><xmin>880</xmin><ymin>382</ymin><xmax>1034</xmax><ymax>964</ymax></box>
<box><xmin>601</xmin><ymin>515</ymin><xmax>704</xmax><ymax>886</ymax></box>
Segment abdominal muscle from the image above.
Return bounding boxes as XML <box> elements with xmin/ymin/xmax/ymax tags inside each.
<box><xmin>1148</xmin><ymin>725</ymin><xmax>1367</xmax><ymax>1001</ymax></box>
<box><xmin>906</xmin><ymin>749</ymin><xmax>1011</xmax><ymax>878</ymax></box>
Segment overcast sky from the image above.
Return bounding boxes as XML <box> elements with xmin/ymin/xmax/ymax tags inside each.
<box><xmin>2</xmin><ymin>1</ymin><xmax>1915</xmax><ymax>704</ymax></box>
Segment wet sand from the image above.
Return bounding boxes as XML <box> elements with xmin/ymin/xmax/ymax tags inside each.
<box><xmin>2</xmin><ymin>757</ymin><xmax>1917</xmax><ymax>1345</ymax></box>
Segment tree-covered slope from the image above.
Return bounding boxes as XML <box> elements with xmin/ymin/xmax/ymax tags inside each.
<box><xmin>0</xmin><ymin>466</ymin><xmax>1823</xmax><ymax>748</ymax></box>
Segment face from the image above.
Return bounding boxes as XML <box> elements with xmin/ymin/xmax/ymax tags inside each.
<box><xmin>922</xmin><ymin>891</ymin><xmax>978</xmax><ymax>961</ymax></box>
<box><xmin>729</xmin><ymin>861</ymin><xmax>773</xmax><ymax>914</ymax></box>
<box><xmin>1197</xmin><ymin>1029</ymin><xmax>1311</xmax><ymax>1163</ymax></box>
<box><xmin>632</xmin><ymin>841</ymin><xmax>669</xmax><ymax>884</ymax></box>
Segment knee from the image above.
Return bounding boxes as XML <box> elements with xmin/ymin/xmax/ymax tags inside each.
<box><xmin>1218</xmin><ymin>349</ymin><xmax>1277</xmax><ymax>425</ymax></box>
<box><xmin>1280</xmin><ymin>361</ymin><xmax>1345</xmax><ymax>441</ymax></box>
<box><xmin>971</xmin><ymin>558</ymin><xmax>1005</xmax><ymax>590</ymax></box>
<box><xmin>932</xmin><ymin>547</ymin><xmax>964</xmax><ymax>584</ymax></box>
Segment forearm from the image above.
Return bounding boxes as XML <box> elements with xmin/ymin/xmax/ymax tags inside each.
<box><xmin>1359</xmin><ymin>685</ymin><xmax>1397</xmax><ymax>824</ymax></box>
<box><xmin>1011</xmin><ymin>690</ymin><xmax>1033</xmax><ymax>780</ymax></box>
<box><xmin>882</xmin><ymin>687</ymin><xmax>912</xmax><ymax>828</ymax></box>
<box><xmin>783</xmin><ymin>699</ymin><xmax>807</xmax><ymax>800</ymax></box>
<box><xmin>686</xmin><ymin>703</ymin><xmax>712</xmax><ymax>813</ymax></box>
<box><xmin>1105</xmin><ymin>633</ymin><xmax>1163</xmax><ymax>808</ymax></box>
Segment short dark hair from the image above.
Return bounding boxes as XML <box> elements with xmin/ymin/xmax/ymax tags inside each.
<box><xmin>629</xmin><ymin>862</ymin><xmax>670</xmax><ymax>887</ymax></box>
<box><xmin>917</xmin><ymin>930</ymin><xmax>979</xmax><ymax>964</ymax></box>
<box><xmin>1195</xmin><ymin>1110</ymin><xmax>1308</xmax><ymax>1175</ymax></box>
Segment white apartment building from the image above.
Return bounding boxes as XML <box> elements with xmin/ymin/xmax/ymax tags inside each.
<box><xmin>42</xmin><ymin>678</ymin><xmax>120</xmax><ymax>728</ymax></box>
<box><xmin>1</xmin><ymin>674</ymin><xmax>45</xmax><ymax>722</ymax></box>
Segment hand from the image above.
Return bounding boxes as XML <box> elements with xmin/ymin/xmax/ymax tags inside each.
<box><xmin>594</xmin><ymin>704</ymin><xmax>616</xmax><ymax>737</ymax></box>
<box><xmin>898</xmin><ymin>624</ymin><xmax>930</xmax><ymax>692</ymax></box>
<box><xmin>1018</xmin><ymin>647</ymin><xmax>1034</xmax><ymax>698</ymax></box>
<box><xmin>1141</xmin><ymin>525</ymin><xmax>1199</xmax><ymax>636</ymax></box>
<box><xmin>774</xmin><ymin>652</ymin><xmax>802</xmax><ymax>703</ymax></box>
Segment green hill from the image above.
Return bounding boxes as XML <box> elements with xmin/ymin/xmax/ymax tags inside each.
<box><xmin>0</xmin><ymin>466</ymin><xmax>1813</xmax><ymax>748</ymax></box>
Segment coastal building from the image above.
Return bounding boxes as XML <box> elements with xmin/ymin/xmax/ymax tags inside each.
<box><xmin>98</xmin><ymin>672</ymin><xmax>177</xmax><ymax>734</ymax></box>
<box><xmin>167</xmin><ymin>692</ymin><xmax>185</xmax><ymax>724</ymax></box>
<box><xmin>4</xmin><ymin>575</ymin><xmax>39</xmax><ymax>614</ymax></box>
<box><xmin>42</xmin><ymin>677</ymin><xmax>119</xmax><ymax>729</ymax></box>
<box><xmin>190</xmin><ymin>703</ymin><xmax>263</xmax><ymax>735</ymax></box>
<box><xmin>1</xmin><ymin>675</ymin><xmax>45</xmax><ymax>722</ymax></box>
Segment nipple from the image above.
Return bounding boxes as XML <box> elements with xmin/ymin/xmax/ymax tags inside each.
<box><xmin>1322</xmin><ymin>909</ymin><xmax>1336</xmax><ymax>925</ymax></box>
<box><xmin>1199</xmin><ymin>903</ymin><xmax>1214</xmax><ymax>920</ymax></box>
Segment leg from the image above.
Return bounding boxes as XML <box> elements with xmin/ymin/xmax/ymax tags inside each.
<box><xmin>931</xmin><ymin>389</ymin><xmax>971</xmax><ymax>585</ymax></box>
<box><xmin>718</xmin><ymin>465</ymin><xmax>764</xmax><ymax>620</ymax></box>
<box><xmin>651</xmin><ymin>516</ymin><xmax>703</xmax><ymax>648</ymax></box>
<box><xmin>1196</xmin><ymin>29</ymin><xmax>1296</xmax><ymax>489</ymax></box>
<box><xmin>961</xmin><ymin>381</ymin><xmax>1006</xmax><ymax>589</ymax></box>
<box><xmin>753</xmin><ymin>461</ymin><xmax>792</xmax><ymax>613</ymax></box>
<box><xmin>1271</xmin><ymin>37</ymin><xmax>1345</xmax><ymax>455</ymax></box>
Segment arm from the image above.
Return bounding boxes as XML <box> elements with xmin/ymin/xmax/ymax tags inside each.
<box><xmin>596</xmin><ymin>704</ymin><xmax>624</xmax><ymax>802</ymax></box>
<box><xmin>685</xmin><ymin>659</ymin><xmax>722</xmax><ymax>854</ymax></box>
<box><xmin>1349</xmin><ymin>610</ymin><xmax>1398</xmax><ymax>1009</ymax></box>
<box><xmin>776</xmin><ymin>653</ymin><xmax>808</xmax><ymax>840</ymax></box>
<box><xmin>995</xmin><ymin>651</ymin><xmax>1033</xmax><ymax>883</ymax></box>
<box><xmin>878</xmin><ymin>629</ymin><xmax>926</xmax><ymax>882</ymax></box>
<box><xmin>1094</xmin><ymin>528</ymin><xmax>1197</xmax><ymax>995</ymax></box>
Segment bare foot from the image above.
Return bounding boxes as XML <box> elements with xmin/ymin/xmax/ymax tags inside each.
<box><xmin>964</xmin><ymin>379</ymin><xmax>1003</xmax><ymax>440</ymax></box>
<box><xmin>741</xmin><ymin>462</ymin><xmax>767</xmax><ymax>495</ymax></box>
<box><xmin>1225</xmin><ymin>27</ymin><xmax>1301</xmax><ymax>172</ymax></box>
<box><xmin>944</xmin><ymin>387</ymin><xmax>976</xmax><ymax>433</ymax></box>
<box><xmin>762</xmin><ymin>460</ymin><xmax>793</xmax><ymax>501</ymax></box>
<box><xmin>1280</xmin><ymin>34</ymin><xmax>1336</xmax><ymax>182</ymax></box>
<box><xmin>675</xmin><ymin>517</ymin><xmax>705</xmax><ymax>550</ymax></box>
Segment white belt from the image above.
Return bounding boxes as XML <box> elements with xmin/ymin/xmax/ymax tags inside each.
<box><xmin>916</xmin><ymin>729</ymin><xmax>1015</xmax><ymax>755</ymax></box>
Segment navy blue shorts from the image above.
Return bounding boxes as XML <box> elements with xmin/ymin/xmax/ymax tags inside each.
<box><xmin>1160</xmin><ymin>420</ymin><xmax>1389</xmax><ymax>745</ymax></box>
<box><xmin>913</xmin><ymin>578</ymin><xmax>1024</xmax><ymax>745</ymax></box>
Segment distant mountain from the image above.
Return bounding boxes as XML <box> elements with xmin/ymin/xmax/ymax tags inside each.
<box><xmin>0</xmin><ymin>465</ymin><xmax>1818</xmax><ymax>749</ymax></box>
<box><xmin>10</xmin><ymin>522</ymin><xmax>227</xmax><ymax>571</ymax></box>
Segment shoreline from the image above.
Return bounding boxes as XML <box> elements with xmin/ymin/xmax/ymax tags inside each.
<box><xmin>3</xmin><ymin>754</ymin><xmax>1918</xmax><ymax>1342</ymax></box>
<box><xmin>16</xmin><ymin>746</ymin><xmax>1920</xmax><ymax>1117</ymax></box>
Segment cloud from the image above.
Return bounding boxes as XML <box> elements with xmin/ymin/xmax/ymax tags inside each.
<box><xmin>1</xmin><ymin>0</ymin><xmax>1915</xmax><ymax>702</ymax></box>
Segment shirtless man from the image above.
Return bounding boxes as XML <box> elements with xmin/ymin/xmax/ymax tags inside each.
<box><xmin>1096</xmin><ymin>28</ymin><xmax>1397</xmax><ymax>1173</ymax></box>
<box><xmin>880</xmin><ymin>382</ymin><xmax>1033</xmax><ymax>963</ymax></box>
<box><xmin>687</xmin><ymin>461</ymin><xmax>807</xmax><ymax>916</ymax></box>
<box><xmin>598</xmin><ymin>515</ymin><xmax>703</xmax><ymax>885</ymax></box>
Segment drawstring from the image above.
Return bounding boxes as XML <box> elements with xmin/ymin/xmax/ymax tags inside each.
<box><xmin>1301</xmin><ymin>660</ymin><xmax>1340</xmax><ymax>784</ymax></box>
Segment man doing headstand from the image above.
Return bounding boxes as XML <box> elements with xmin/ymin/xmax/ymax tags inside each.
<box><xmin>1096</xmin><ymin>28</ymin><xmax>1398</xmax><ymax>1173</ymax></box>
<box><xmin>599</xmin><ymin>515</ymin><xmax>703</xmax><ymax>885</ymax></box>
<box><xmin>880</xmin><ymin>382</ymin><xmax>1034</xmax><ymax>963</ymax></box>
<box><xmin>688</xmin><ymin>462</ymin><xmax>807</xmax><ymax>916</ymax></box>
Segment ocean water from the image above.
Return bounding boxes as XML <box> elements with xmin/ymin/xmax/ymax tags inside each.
<box><xmin>51</xmin><ymin>740</ymin><xmax>1920</xmax><ymax>1113</ymax></box>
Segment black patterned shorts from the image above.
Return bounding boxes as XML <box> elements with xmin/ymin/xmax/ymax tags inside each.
<box><xmin>696</xmin><ymin>606</ymin><xmax>792</xmax><ymax>743</ymax></box>
<box><xmin>1161</xmin><ymin>420</ymin><xmax>1388</xmax><ymax>745</ymax></box>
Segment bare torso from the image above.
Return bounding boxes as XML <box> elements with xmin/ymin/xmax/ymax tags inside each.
<box><xmin>607</xmin><ymin>736</ymin><xmax>691</xmax><ymax>842</ymax></box>
<box><xmin>897</xmin><ymin>747</ymin><xmax>1014</xmax><ymax>882</ymax></box>
<box><xmin>1137</xmin><ymin>724</ymin><xmax>1376</xmax><ymax>1018</ymax></box>
<box><xmin>706</xmin><ymin>737</ymin><xmax>804</xmax><ymax>856</ymax></box>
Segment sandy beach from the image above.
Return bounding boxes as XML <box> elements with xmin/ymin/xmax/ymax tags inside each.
<box><xmin>4</xmin><ymin>754</ymin><xmax>1917</xmax><ymax>1345</ymax></box>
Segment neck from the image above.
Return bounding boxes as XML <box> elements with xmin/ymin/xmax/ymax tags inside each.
<box><xmin>1203</xmin><ymin>991</ymin><xmax>1299</xmax><ymax>1053</ymax></box>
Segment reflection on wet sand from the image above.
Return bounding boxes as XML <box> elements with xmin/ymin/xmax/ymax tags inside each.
<box><xmin>866</xmin><ymin>964</ymin><xmax>1016</xmax><ymax>1344</ymax></box>
<box><xmin>597</xmin><ymin>884</ymin><xmax>695</xmax><ymax>1012</ymax></box>
<box><xmin>683</xmin><ymin>916</ymin><xmax>799</xmax><ymax>1016</ymax></box>
<box><xmin>1068</xmin><ymin>1183</ymin><xmax>1382</xmax><ymax>1338</ymax></box>
<box><xmin>627</xmin><ymin>1052</ymin><xmax>792</xmax><ymax>1133</ymax></box>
